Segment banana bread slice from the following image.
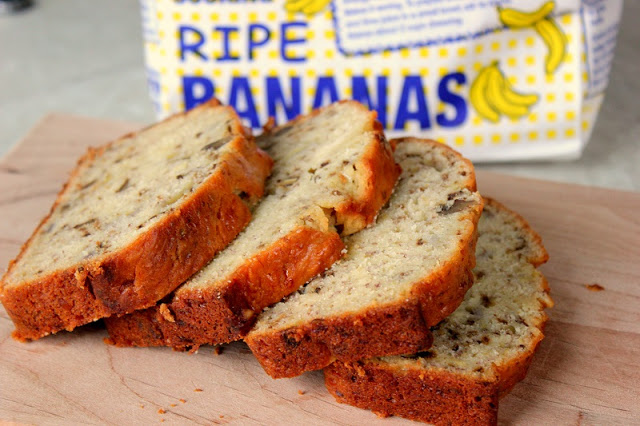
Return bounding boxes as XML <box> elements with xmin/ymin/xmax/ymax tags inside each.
<box><xmin>104</xmin><ymin>100</ymin><xmax>400</xmax><ymax>350</ymax></box>
<box><xmin>245</xmin><ymin>138</ymin><xmax>484</xmax><ymax>378</ymax></box>
<box><xmin>0</xmin><ymin>100</ymin><xmax>273</xmax><ymax>341</ymax></box>
<box><xmin>324</xmin><ymin>198</ymin><xmax>553</xmax><ymax>425</ymax></box>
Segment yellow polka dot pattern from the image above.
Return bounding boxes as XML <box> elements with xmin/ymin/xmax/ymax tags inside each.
<box><xmin>141</xmin><ymin>1</ymin><xmax>597</xmax><ymax>157</ymax></box>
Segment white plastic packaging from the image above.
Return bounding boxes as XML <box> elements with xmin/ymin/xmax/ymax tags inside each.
<box><xmin>140</xmin><ymin>0</ymin><xmax>623</xmax><ymax>162</ymax></box>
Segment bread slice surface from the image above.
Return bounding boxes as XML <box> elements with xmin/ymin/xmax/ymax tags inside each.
<box><xmin>0</xmin><ymin>100</ymin><xmax>273</xmax><ymax>340</ymax></box>
<box><xmin>105</xmin><ymin>100</ymin><xmax>400</xmax><ymax>350</ymax></box>
<box><xmin>245</xmin><ymin>138</ymin><xmax>484</xmax><ymax>378</ymax></box>
<box><xmin>324</xmin><ymin>198</ymin><xmax>553</xmax><ymax>425</ymax></box>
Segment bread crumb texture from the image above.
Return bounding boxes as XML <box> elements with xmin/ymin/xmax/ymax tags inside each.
<box><xmin>585</xmin><ymin>283</ymin><xmax>604</xmax><ymax>292</ymax></box>
<box><xmin>1</xmin><ymin>100</ymin><xmax>273</xmax><ymax>340</ymax></box>
<box><xmin>105</xmin><ymin>100</ymin><xmax>398</xmax><ymax>349</ymax></box>
<box><xmin>6</xmin><ymin>105</ymin><xmax>242</xmax><ymax>285</ymax></box>
<box><xmin>377</xmin><ymin>198</ymin><xmax>552</xmax><ymax>376</ymax></box>
<box><xmin>324</xmin><ymin>198</ymin><xmax>553</xmax><ymax>425</ymax></box>
<box><xmin>251</xmin><ymin>138</ymin><xmax>482</xmax><ymax>333</ymax></box>
<box><xmin>183</xmin><ymin>100</ymin><xmax>394</xmax><ymax>293</ymax></box>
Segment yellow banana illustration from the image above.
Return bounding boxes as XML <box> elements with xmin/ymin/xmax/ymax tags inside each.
<box><xmin>471</xmin><ymin>62</ymin><xmax>539</xmax><ymax>122</ymax></box>
<box><xmin>285</xmin><ymin>0</ymin><xmax>331</xmax><ymax>16</ymax></box>
<box><xmin>496</xmin><ymin>2</ymin><xmax>567</xmax><ymax>75</ymax></box>
<box><xmin>491</xmin><ymin>65</ymin><xmax>539</xmax><ymax>108</ymax></box>
<box><xmin>470</xmin><ymin>64</ymin><xmax>500</xmax><ymax>123</ymax></box>
<box><xmin>534</xmin><ymin>18</ymin><xmax>567</xmax><ymax>75</ymax></box>
<box><xmin>502</xmin><ymin>82</ymin><xmax>539</xmax><ymax>107</ymax></box>
<box><xmin>303</xmin><ymin>0</ymin><xmax>331</xmax><ymax>15</ymax></box>
<box><xmin>285</xmin><ymin>0</ymin><xmax>315</xmax><ymax>13</ymax></box>
<box><xmin>485</xmin><ymin>68</ymin><xmax>532</xmax><ymax>119</ymax></box>
<box><xmin>498</xmin><ymin>1</ymin><xmax>555</xmax><ymax>29</ymax></box>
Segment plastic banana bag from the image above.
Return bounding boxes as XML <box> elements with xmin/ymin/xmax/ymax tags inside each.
<box><xmin>140</xmin><ymin>0</ymin><xmax>623</xmax><ymax>162</ymax></box>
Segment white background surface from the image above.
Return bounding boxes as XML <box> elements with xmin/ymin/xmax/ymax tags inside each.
<box><xmin>0</xmin><ymin>0</ymin><xmax>637</xmax><ymax>191</ymax></box>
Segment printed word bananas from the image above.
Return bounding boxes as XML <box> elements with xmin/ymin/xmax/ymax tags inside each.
<box><xmin>497</xmin><ymin>2</ymin><xmax>567</xmax><ymax>75</ymax></box>
<box><xmin>534</xmin><ymin>18</ymin><xmax>567</xmax><ymax>75</ymax></box>
<box><xmin>285</xmin><ymin>0</ymin><xmax>331</xmax><ymax>16</ymax></box>
<box><xmin>498</xmin><ymin>1</ymin><xmax>555</xmax><ymax>28</ymax></box>
<box><xmin>470</xmin><ymin>62</ymin><xmax>539</xmax><ymax>123</ymax></box>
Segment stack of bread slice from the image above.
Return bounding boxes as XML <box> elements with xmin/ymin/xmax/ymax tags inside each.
<box><xmin>0</xmin><ymin>100</ymin><xmax>273</xmax><ymax>340</ymax></box>
<box><xmin>245</xmin><ymin>137</ymin><xmax>484</xmax><ymax>377</ymax></box>
<box><xmin>0</xmin><ymin>100</ymin><xmax>552</xmax><ymax>424</ymax></box>
<box><xmin>104</xmin><ymin>100</ymin><xmax>400</xmax><ymax>349</ymax></box>
<box><xmin>324</xmin><ymin>198</ymin><xmax>553</xmax><ymax>424</ymax></box>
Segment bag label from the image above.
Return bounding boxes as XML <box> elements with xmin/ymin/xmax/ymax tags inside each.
<box><xmin>141</xmin><ymin>0</ymin><xmax>622</xmax><ymax>162</ymax></box>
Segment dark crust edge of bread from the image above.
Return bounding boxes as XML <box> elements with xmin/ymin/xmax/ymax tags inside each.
<box><xmin>322</xmin><ymin>197</ymin><xmax>552</xmax><ymax>425</ymax></box>
<box><xmin>103</xmin><ymin>101</ymin><xmax>400</xmax><ymax>350</ymax></box>
<box><xmin>325</xmin><ymin>362</ymin><xmax>500</xmax><ymax>426</ymax></box>
<box><xmin>104</xmin><ymin>226</ymin><xmax>344</xmax><ymax>349</ymax></box>
<box><xmin>0</xmin><ymin>100</ymin><xmax>274</xmax><ymax>341</ymax></box>
<box><xmin>245</xmin><ymin>138</ymin><xmax>483</xmax><ymax>378</ymax></box>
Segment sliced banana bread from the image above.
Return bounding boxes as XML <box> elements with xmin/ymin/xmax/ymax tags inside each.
<box><xmin>104</xmin><ymin>100</ymin><xmax>400</xmax><ymax>350</ymax></box>
<box><xmin>324</xmin><ymin>198</ymin><xmax>553</xmax><ymax>425</ymax></box>
<box><xmin>0</xmin><ymin>100</ymin><xmax>273</xmax><ymax>341</ymax></box>
<box><xmin>245</xmin><ymin>138</ymin><xmax>484</xmax><ymax>378</ymax></box>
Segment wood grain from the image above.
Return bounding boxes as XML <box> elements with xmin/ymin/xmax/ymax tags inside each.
<box><xmin>0</xmin><ymin>115</ymin><xmax>639</xmax><ymax>425</ymax></box>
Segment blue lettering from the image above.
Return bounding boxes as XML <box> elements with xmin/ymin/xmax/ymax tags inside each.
<box><xmin>215</xmin><ymin>26</ymin><xmax>240</xmax><ymax>61</ymax></box>
<box><xmin>229</xmin><ymin>77</ymin><xmax>260</xmax><ymax>128</ymax></box>
<box><xmin>352</xmin><ymin>76</ymin><xmax>388</xmax><ymax>128</ymax></box>
<box><xmin>436</xmin><ymin>72</ymin><xmax>467</xmax><ymax>128</ymax></box>
<box><xmin>183</xmin><ymin>76</ymin><xmax>215</xmax><ymax>110</ymax></box>
<box><xmin>179</xmin><ymin>26</ymin><xmax>207</xmax><ymax>61</ymax></box>
<box><xmin>395</xmin><ymin>76</ymin><xmax>431</xmax><ymax>130</ymax></box>
<box><xmin>248</xmin><ymin>24</ymin><xmax>271</xmax><ymax>60</ymax></box>
<box><xmin>312</xmin><ymin>77</ymin><xmax>339</xmax><ymax>108</ymax></box>
<box><xmin>266</xmin><ymin>77</ymin><xmax>302</xmax><ymax>123</ymax></box>
<box><xmin>281</xmin><ymin>22</ymin><xmax>307</xmax><ymax>62</ymax></box>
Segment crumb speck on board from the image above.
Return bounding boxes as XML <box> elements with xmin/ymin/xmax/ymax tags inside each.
<box><xmin>298</xmin><ymin>390</ymin><xmax>306</xmax><ymax>395</ymax></box>
<box><xmin>194</xmin><ymin>388</ymin><xmax>203</xmax><ymax>392</ymax></box>
<box><xmin>585</xmin><ymin>283</ymin><xmax>605</xmax><ymax>292</ymax></box>
<box><xmin>179</xmin><ymin>399</ymin><xmax>186</xmax><ymax>403</ymax></box>
<box><xmin>140</xmin><ymin>404</ymin><xmax>145</xmax><ymax>409</ymax></box>
<box><xmin>158</xmin><ymin>409</ymin><xmax>166</xmax><ymax>414</ymax></box>
<box><xmin>170</xmin><ymin>404</ymin><xmax>177</xmax><ymax>407</ymax></box>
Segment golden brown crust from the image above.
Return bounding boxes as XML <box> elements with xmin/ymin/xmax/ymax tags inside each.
<box><xmin>337</xmin><ymin>121</ymin><xmax>401</xmax><ymax>235</ymax></box>
<box><xmin>323</xmin><ymin>198</ymin><xmax>552</xmax><ymax>424</ymax></box>
<box><xmin>245</xmin><ymin>138</ymin><xmax>483</xmax><ymax>378</ymax></box>
<box><xmin>247</xmin><ymin>303</ymin><xmax>436</xmax><ymax>379</ymax></box>
<box><xmin>324</xmin><ymin>361</ymin><xmax>499</xmax><ymax>426</ymax></box>
<box><xmin>245</xmin><ymin>220</ymin><xmax>479</xmax><ymax>378</ymax></box>
<box><xmin>0</xmin><ymin>100</ymin><xmax>273</xmax><ymax>341</ymax></box>
<box><xmin>324</xmin><ymin>314</ymin><xmax>547</xmax><ymax>426</ymax></box>
<box><xmin>104</xmin><ymin>101</ymin><xmax>399</xmax><ymax>350</ymax></box>
<box><xmin>105</xmin><ymin>227</ymin><xmax>344</xmax><ymax>349</ymax></box>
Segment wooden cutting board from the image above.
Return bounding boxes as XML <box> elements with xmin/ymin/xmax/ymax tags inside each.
<box><xmin>1</xmin><ymin>114</ymin><xmax>638</xmax><ymax>425</ymax></box>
